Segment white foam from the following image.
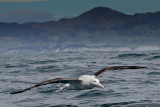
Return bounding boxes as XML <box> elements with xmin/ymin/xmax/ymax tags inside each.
<box><xmin>135</xmin><ymin>46</ymin><xmax>160</xmax><ymax>51</ymax></box>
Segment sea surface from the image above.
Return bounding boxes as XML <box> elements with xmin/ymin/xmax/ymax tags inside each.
<box><xmin>0</xmin><ymin>51</ymin><xmax>160</xmax><ymax>107</ymax></box>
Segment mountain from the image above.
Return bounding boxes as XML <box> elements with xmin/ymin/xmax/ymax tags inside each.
<box><xmin>0</xmin><ymin>7</ymin><xmax>160</xmax><ymax>54</ymax></box>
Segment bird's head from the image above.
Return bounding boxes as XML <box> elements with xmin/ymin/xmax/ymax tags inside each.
<box><xmin>91</xmin><ymin>78</ymin><xmax>104</xmax><ymax>89</ymax></box>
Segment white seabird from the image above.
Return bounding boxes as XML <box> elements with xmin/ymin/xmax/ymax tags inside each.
<box><xmin>10</xmin><ymin>66</ymin><xmax>147</xmax><ymax>94</ymax></box>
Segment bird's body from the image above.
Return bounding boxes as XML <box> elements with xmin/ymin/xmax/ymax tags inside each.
<box><xmin>79</xmin><ymin>75</ymin><xmax>96</xmax><ymax>86</ymax></box>
<box><xmin>54</xmin><ymin>75</ymin><xmax>102</xmax><ymax>92</ymax></box>
<box><xmin>65</xmin><ymin>75</ymin><xmax>101</xmax><ymax>90</ymax></box>
<box><xmin>10</xmin><ymin>66</ymin><xmax>147</xmax><ymax>94</ymax></box>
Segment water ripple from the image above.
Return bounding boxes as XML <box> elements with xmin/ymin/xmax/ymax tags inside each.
<box><xmin>0</xmin><ymin>51</ymin><xmax>160</xmax><ymax>107</ymax></box>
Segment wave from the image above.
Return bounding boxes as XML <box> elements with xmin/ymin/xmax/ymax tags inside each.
<box><xmin>50</xmin><ymin>104</ymin><xmax>78</xmax><ymax>107</ymax></box>
<box><xmin>111</xmin><ymin>53</ymin><xmax>147</xmax><ymax>59</ymax></box>
<box><xmin>118</xmin><ymin>53</ymin><xmax>147</xmax><ymax>57</ymax></box>
<box><xmin>99</xmin><ymin>101</ymin><xmax>137</xmax><ymax>107</ymax></box>
<box><xmin>75</xmin><ymin>90</ymin><xmax>106</xmax><ymax>98</ymax></box>
<box><xmin>59</xmin><ymin>47</ymin><xmax>132</xmax><ymax>52</ymax></box>
<box><xmin>147</xmin><ymin>56</ymin><xmax>160</xmax><ymax>60</ymax></box>
<box><xmin>55</xmin><ymin>46</ymin><xmax>160</xmax><ymax>52</ymax></box>
<box><xmin>135</xmin><ymin>46</ymin><xmax>160</xmax><ymax>51</ymax></box>
<box><xmin>29</xmin><ymin>60</ymin><xmax>58</xmax><ymax>65</ymax></box>
<box><xmin>148</xmin><ymin>71</ymin><xmax>160</xmax><ymax>75</ymax></box>
<box><xmin>100</xmin><ymin>103</ymin><xmax>160</xmax><ymax>107</ymax></box>
<box><xmin>2</xmin><ymin>46</ymin><xmax>160</xmax><ymax>55</ymax></box>
<box><xmin>50</xmin><ymin>103</ymin><xmax>160</xmax><ymax>107</ymax></box>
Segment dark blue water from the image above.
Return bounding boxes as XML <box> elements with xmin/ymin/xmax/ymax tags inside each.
<box><xmin>0</xmin><ymin>51</ymin><xmax>160</xmax><ymax>107</ymax></box>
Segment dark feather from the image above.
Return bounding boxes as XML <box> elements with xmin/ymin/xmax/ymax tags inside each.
<box><xmin>94</xmin><ymin>66</ymin><xmax>147</xmax><ymax>76</ymax></box>
<box><xmin>10</xmin><ymin>78</ymin><xmax>79</xmax><ymax>94</ymax></box>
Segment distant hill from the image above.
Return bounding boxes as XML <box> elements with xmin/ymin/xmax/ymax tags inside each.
<box><xmin>0</xmin><ymin>7</ymin><xmax>160</xmax><ymax>54</ymax></box>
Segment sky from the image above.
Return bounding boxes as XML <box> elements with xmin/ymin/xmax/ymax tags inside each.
<box><xmin>0</xmin><ymin>0</ymin><xmax>160</xmax><ymax>23</ymax></box>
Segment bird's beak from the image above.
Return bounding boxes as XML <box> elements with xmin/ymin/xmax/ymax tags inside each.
<box><xmin>98</xmin><ymin>82</ymin><xmax>104</xmax><ymax>89</ymax></box>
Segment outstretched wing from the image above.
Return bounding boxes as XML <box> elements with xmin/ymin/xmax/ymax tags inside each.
<box><xmin>10</xmin><ymin>78</ymin><xmax>79</xmax><ymax>94</ymax></box>
<box><xmin>94</xmin><ymin>66</ymin><xmax>147</xmax><ymax>76</ymax></box>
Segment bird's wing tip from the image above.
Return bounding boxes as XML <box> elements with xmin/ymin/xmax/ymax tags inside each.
<box><xmin>94</xmin><ymin>65</ymin><xmax>148</xmax><ymax>76</ymax></box>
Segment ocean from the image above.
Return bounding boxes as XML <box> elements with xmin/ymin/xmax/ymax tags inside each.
<box><xmin>0</xmin><ymin>51</ymin><xmax>160</xmax><ymax>107</ymax></box>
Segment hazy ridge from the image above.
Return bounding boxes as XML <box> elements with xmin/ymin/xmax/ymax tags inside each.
<box><xmin>0</xmin><ymin>7</ymin><xmax>160</xmax><ymax>54</ymax></box>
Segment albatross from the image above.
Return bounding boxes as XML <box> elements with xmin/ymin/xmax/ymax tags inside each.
<box><xmin>10</xmin><ymin>66</ymin><xmax>147</xmax><ymax>94</ymax></box>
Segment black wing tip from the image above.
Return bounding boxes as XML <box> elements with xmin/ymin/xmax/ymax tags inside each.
<box><xmin>125</xmin><ymin>66</ymin><xmax>148</xmax><ymax>69</ymax></box>
<box><xmin>10</xmin><ymin>92</ymin><xmax>18</xmax><ymax>94</ymax></box>
<box><xmin>10</xmin><ymin>89</ymin><xmax>28</xmax><ymax>94</ymax></box>
<box><xmin>10</xmin><ymin>91</ymin><xmax>23</xmax><ymax>94</ymax></box>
